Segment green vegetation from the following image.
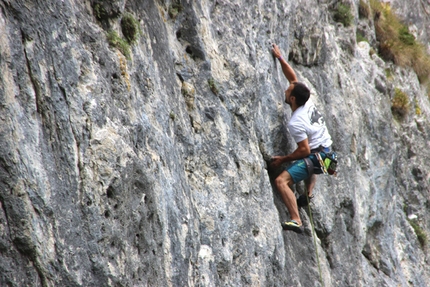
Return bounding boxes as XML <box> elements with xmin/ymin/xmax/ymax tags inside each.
<box><xmin>414</xmin><ymin>99</ymin><xmax>422</xmax><ymax>116</ymax></box>
<box><xmin>93</xmin><ymin>4</ymin><xmax>107</xmax><ymax>20</ymax></box>
<box><xmin>398</xmin><ymin>26</ymin><xmax>416</xmax><ymax>46</ymax></box>
<box><xmin>107</xmin><ymin>30</ymin><xmax>131</xmax><ymax>60</ymax></box>
<box><xmin>168</xmin><ymin>2</ymin><xmax>184</xmax><ymax>19</ymax></box>
<box><xmin>358</xmin><ymin>0</ymin><xmax>371</xmax><ymax>19</ymax></box>
<box><xmin>334</xmin><ymin>3</ymin><xmax>353</xmax><ymax>27</ymax></box>
<box><xmin>103</xmin><ymin>13</ymin><xmax>140</xmax><ymax>60</ymax></box>
<box><xmin>356</xmin><ymin>32</ymin><xmax>368</xmax><ymax>43</ymax></box>
<box><xmin>169</xmin><ymin>111</ymin><xmax>176</xmax><ymax>120</ymax></box>
<box><xmin>92</xmin><ymin>1</ymin><xmax>120</xmax><ymax>21</ymax></box>
<box><xmin>391</xmin><ymin>88</ymin><xmax>409</xmax><ymax>119</ymax></box>
<box><xmin>121</xmin><ymin>13</ymin><xmax>140</xmax><ymax>44</ymax></box>
<box><xmin>385</xmin><ymin>68</ymin><xmax>393</xmax><ymax>80</ymax></box>
<box><xmin>403</xmin><ymin>204</ymin><xmax>427</xmax><ymax>248</ymax></box>
<box><xmin>208</xmin><ymin>78</ymin><xmax>219</xmax><ymax>95</ymax></box>
<box><xmin>408</xmin><ymin>219</ymin><xmax>428</xmax><ymax>248</ymax></box>
<box><xmin>370</xmin><ymin>0</ymin><xmax>430</xmax><ymax>87</ymax></box>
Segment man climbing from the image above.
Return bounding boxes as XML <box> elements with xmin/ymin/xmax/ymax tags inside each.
<box><xmin>270</xmin><ymin>43</ymin><xmax>333</xmax><ymax>233</ymax></box>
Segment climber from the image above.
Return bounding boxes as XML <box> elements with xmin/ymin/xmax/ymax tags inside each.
<box><xmin>270</xmin><ymin>43</ymin><xmax>333</xmax><ymax>234</ymax></box>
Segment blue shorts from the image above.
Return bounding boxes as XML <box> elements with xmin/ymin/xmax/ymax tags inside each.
<box><xmin>285</xmin><ymin>147</ymin><xmax>330</xmax><ymax>183</ymax></box>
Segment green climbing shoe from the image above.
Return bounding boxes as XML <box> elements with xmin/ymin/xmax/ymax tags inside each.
<box><xmin>282</xmin><ymin>220</ymin><xmax>303</xmax><ymax>234</ymax></box>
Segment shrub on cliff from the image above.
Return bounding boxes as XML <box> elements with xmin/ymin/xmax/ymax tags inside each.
<box><xmin>391</xmin><ymin>88</ymin><xmax>409</xmax><ymax>120</ymax></box>
<box><xmin>121</xmin><ymin>13</ymin><xmax>140</xmax><ymax>44</ymax></box>
<box><xmin>107</xmin><ymin>30</ymin><xmax>131</xmax><ymax>60</ymax></box>
<box><xmin>370</xmin><ymin>0</ymin><xmax>430</xmax><ymax>88</ymax></box>
<box><xmin>334</xmin><ymin>3</ymin><xmax>354</xmax><ymax>27</ymax></box>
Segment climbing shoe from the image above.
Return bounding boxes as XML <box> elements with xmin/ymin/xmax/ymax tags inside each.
<box><xmin>297</xmin><ymin>194</ymin><xmax>313</xmax><ymax>208</ymax></box>
<box><xmin>281</xmin><ymin>220</ymin><xmax>303</xmax><ymax>234</ymax></box>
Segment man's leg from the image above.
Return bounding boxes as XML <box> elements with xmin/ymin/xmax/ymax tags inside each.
<box><xmin>275</xmin><ymin>170</ymin><xmax>301</xmax><ymax>225</ymax></box>
<box><xmin>304</xmin><ymin>173</ymin><xmax>317</xmax><ymax>197</ymax></box>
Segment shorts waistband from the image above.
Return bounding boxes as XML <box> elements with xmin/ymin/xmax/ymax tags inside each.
<box><xmin>310</xmin><ymin>146</ymin><xmax>331</xmax><ymax>153</ymax></box>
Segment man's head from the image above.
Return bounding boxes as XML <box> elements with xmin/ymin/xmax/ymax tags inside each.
<box><xmin>285</xmin><ymin>82</ymin><xmax>310</xmax><ymax>107</ymax></box>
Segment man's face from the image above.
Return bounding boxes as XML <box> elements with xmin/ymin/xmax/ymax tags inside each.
<box><xmin>284</xmin><ymin>84</ymin><xmax>295</xmax><ymax>105</ymax></box>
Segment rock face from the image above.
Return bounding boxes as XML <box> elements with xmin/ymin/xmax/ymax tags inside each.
<box><xmin>0</xmin><ymin>0</ymin><xmax>429</xmax><ymax>286</ymax></box>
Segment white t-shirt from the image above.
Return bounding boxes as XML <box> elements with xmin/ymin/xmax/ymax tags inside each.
<box><xmin>288</xmin><ymin>99</ymin><xmax>332</xmax><ymax>150</ymax></box>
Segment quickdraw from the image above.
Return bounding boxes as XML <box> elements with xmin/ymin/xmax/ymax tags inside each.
<box><xmin>315</xmin><ymin>153</ymin><xmax>328</xmax><ymax>174</ymax></box>
<box><xmin>316</xmin><ymin>152</ymin><xmax>338</xmax><ymax>175</ymax></box>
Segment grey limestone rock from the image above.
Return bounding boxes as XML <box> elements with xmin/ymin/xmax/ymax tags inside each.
<box><xmin>0</xmin><ymin>0</ymin><xmax>429</xmax><ymax>286</ymax></box>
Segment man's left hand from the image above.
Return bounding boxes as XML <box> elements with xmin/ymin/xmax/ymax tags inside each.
<box><xmin>270</xmin><ymin>156</ymin><xmax>286</xmax><ymax>169</ymax></box>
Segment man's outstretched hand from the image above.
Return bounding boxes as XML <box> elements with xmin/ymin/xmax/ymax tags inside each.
<box><xmin>272</xmin><ymin>44</ymin><xmax>282</xmax><ymax>59</ymax></box>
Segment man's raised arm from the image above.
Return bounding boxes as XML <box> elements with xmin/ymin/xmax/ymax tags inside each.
<box><xmin>272</xmin><ymin>44</ymin><xmax>298</xmax><ymax>84</ymax></box>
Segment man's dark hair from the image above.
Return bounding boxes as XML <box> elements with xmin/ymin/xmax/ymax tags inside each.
<box><xmin>291</xmin><ymin>82</ymin><xmax>310</xmax><ymax>106</ymax></box>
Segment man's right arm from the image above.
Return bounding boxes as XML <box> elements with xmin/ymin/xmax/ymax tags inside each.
<box><xmin>272</xmin><ymin>44</ymin><xmax>298</xmax><ymax>84</ymax></box>
<box><xmin>271</xmin><ymin>139</ymin><xmax>311</xmax><ymax>168</ymax></box>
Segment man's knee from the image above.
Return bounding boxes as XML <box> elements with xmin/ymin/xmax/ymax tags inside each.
<box><xmin>275</xmin><ymin>171</ymin><xmax>294</xmax><ymax>188</ymax></box>
<box><xmin>274</xmin><ymin>176</ymin><xmax>283</xmax><ymax>189</ymax></box>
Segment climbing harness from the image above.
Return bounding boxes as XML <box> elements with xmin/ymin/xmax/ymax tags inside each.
<box><xmin>303</xmin><ymin>157</ymin><xmax>314</xmax><ymax>176</ymax></box>
<box><xmin>305</xmin><ymin>149</ymin><xmax>338</xmax><ymax>176</ymax></box>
